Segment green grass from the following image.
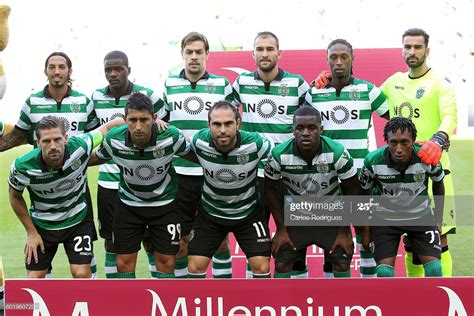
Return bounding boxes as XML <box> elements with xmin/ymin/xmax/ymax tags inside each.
<box><xmin>1</xmin><ymin>139</ymin><xmax>473</xmax><ymax>277</ymax></box>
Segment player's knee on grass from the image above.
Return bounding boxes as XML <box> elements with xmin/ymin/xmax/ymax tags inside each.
<box><xmin>155</xmin><ymin>253</ymin><xmax>175</xmax><ymax>274</ymax></box>
<box><xmin>248</xmin><ymin>256</ymin><xmax>270</xmax><ymax>274</ymax></box>
<box><xmin>188</xmin><ymin>255</ymin><xmax>211</xmax><ymax>274</ymax></box>
<box><xmin>70</xmin><ymin>264</ymin><xmax>92</xmax><ymax>278</ymax></box>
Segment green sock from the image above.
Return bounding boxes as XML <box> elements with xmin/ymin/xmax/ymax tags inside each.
<box><xmin>212</xmin><ymin>250</ymin><xmax>232</xmax><ymax>278</ymax></box>
<box><xmin>188</xmin><ymin>272</ymin><xmax>206</xmax><ymax>278</ymax></box>
<box><xmin>274</xmin><ymin>271</ymin><xmax>293</xmax><ymax>278</ymax></box>
<box><xmin>252</xmin><ymin>272</ymin><xmax>271</xmax><ymax>278</ymax></box>
<box><xmin>376</xmin><ymin>264</ymin><xmax>394</xmax><ymax>277</ymax></box>
<box><xmin>291</xmin><ymin>268</ymin><xmax>309</xmax><ymax>278</ymax></box>
<box><xmin>117</xmin><ymin>272</ymin><xmax>136</xmax><ymax>279</ymax></box>
<box><xmin>424</xmin><ymin>260</ymin><xmax>442</xmax><ymax>277</ymax></box>
<box><xmin>333</xmin><ymin>270</ymin><xmax>351</xmax><ymax>278</ymax></box>
<box><xmin>156</xmin><ymin>271</ymin><xmax>175</xmax><ymax>278</ymax></box>
<box><xmin>146</xmin><ymin>251</ymin><xmax>158</xmax><ymax>278</ymax></box>
<box><xmin>105</xmin><ymin>252</ymin><xmax>118</xmax><ymax>279</ymax></box>
<box><xmin>405</xmin><ymin>251</ymin><xmax>424</xmax><ymax>277</ymax></box>
<box><xmin>356</xmin><ymin>234</ymin><xmax>376</xmax><ymax>277</ymax></box>
<box><xmin>441</xmin><ymin>247</ymin><xmax>452</xmax><ymax>277</ymax></box>
<box><xmin>175</xmin><ymin>256</ymin><xmax>188</xmax><ymax>278</ymax></box>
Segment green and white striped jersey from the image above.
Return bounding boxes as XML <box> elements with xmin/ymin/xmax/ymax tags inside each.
<box><xmin>359</xmin><ymin>145</ymin><xmax>445</xmax><ymax>220</ymax></box>
<box><xmin>233</xmin><ymin>69</ymin><xmax>309</xmax><ymax>145</ymax></box>
<box><xmin>164</xmin><ymin>71</ymin><xmax>233</xmax><ymax>176</ymax></box>
<box><xmin>16</xmin><ymin>86</ymin><xmax>98</xmax><ymax>144</ymax></box>
<box><xmin>190</xmin><ymin>129</ymin><xmax>271</xmax><ymax>220</ymax></box>
<box><xmin>8</xmin><ymin>133</ymin><xmax>95</xmax><ymax>230</ymax></box>
<box><xmin>96</xmin><ymin>124</ymin><xmax>188</xmax><ymax>207</ymax></box>
<box><xmin>265</xmin><ymin>135</ymin><xmax>357</xmax><ymax>196</ymax></box>
<box><xmin>305</xmin><ymin>77</ymin><xmax>388</xmax><ymax>170</ymax></box>
<box><xmin>91</xmin><ymin>82</ymin><xmax>165</xmax><ymax>189</ymax></box>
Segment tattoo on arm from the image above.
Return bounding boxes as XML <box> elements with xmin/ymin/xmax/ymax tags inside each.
<box><xmin>0</xmin><ymin>127</ymin><xmax>28</xmax><ymax>152</ymax></box>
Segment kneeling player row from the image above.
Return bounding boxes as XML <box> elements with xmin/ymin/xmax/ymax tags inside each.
<box><xmin>8</xmin><ymin>96</ymin><xmax>444</xmax><ymax>278</ymax></box>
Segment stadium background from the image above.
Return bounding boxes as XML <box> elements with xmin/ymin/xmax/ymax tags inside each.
<box><xmin>0</xmin><ymin>0</ymin><xmax>473</xmax><ymax>278</ymax></box>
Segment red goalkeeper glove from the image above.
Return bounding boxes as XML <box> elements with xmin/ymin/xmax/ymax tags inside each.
<box><xmin>310</xmin><ymin>71</ymin><xmax>332</xmax><ymax>89</ymax></box>
<box><xmin>417</xmin><ymin>131</ymin><xmax>448</xmax><ymax>166</ymax></box>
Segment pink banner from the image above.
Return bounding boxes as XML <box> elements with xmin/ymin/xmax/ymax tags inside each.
<box><xmin>207</xmin><ymin>49</ymin><xmax>407</xmax><ymax>278</ymax></box>
<box><xmin>5</xmin><ymin>278</ymin><xmax>473</xmax><ymax>315</ymax></box>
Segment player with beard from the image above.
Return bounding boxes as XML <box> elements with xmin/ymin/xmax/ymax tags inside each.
<box><xmin>0</xmin><ymin>52</ymin><xmax>99</xmax><ymax>277</ymax></box>
<box><xmin>233</xmin><ymin>32</ymin><xmax>309</xmax><ymax>277</ymax></box>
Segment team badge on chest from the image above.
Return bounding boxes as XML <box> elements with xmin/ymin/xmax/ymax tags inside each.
<box><xmin>413</xmin><ymin>170</ymin><xmax>425</xmax><ymax>182</ymax></box>
<box><xmin>153</xmin><ymin>146</ymin><xmax>165</xmax><ymax>158</ymax></box>
<box><xmin>237</xmin><ymin>151</ymin><xmax>249</xmax><ymax>164</ymax></box>
<box><xmin>316</xmin><ymin>160</ymin><xmax>329</xmax><ymax>174</ymax></box>
<box><xmin>349</xmin><ymin>88</ymin><xmax>360</xmax><ymax>101</ymax></box>
<box><xmin>278</xmin><ymin>83</ymin><xmax>289</xmax><ymax>97</ymax></box>
<box><xmin>205</xmin><ymin>82</ymin><xmax>216</xmax><ymax>94</ymax></box>
<box><xmin>416</xmin><ymin>87</ymin><xmax>425</xmax><ymax>99</ymax></box>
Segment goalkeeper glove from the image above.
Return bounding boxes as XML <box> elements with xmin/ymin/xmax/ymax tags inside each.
<box><xmin>417</xmin><ymin>131</ymin><xmax>449</xmax><ymax>166</ymax></box>
<box><xmin>310</xmin><ymin>71</ymin><xmax>332</xmax><ymax>89</ymax></box>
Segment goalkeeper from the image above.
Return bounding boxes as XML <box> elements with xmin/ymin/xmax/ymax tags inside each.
<box><xmin>313</xmin><ymin>28</ymin><xmax>457</xmax><ymax>277</ymax></box>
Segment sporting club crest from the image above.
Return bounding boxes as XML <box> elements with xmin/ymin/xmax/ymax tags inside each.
<box><xmin>316</xmin><ymin>160</ymin><xmax>329</xmax><ymax>174</ymax></box>
<box><xmin>349</xmin><ymin>88</ymin><xmax>360</xmax><ymax>101</ymax></box>
<box><xmin>237</xmin><ymin>151</ymin><xmax>249</xmax><ymax>164</ymax></box>
<box><xmin>278</xmin><ymin>83</ymin><xmax>289</xmax><ymax>97</ymax></box>
<box><xmin>413</xmin><ymin>170</ymin><xmax>425</xmax><ymax>182</ymax></box>
<box><xmin>153</xmin><ymin>146</ymin><xmax>165</xmax><ymax>158</ymax></box>
<box><xmin>205</xmin><ymin>82</ymin><xmax>216</xmax><ymax>94</ymax></box>
<box><xmin>416</xmin><ymin>87</ymin><xmax>425</xmax><ymax>99</ymax></box>
<box><xmin>70</xmin><ymin>101</ymin><xmax>81</xmax><ymax>113</ymax></box>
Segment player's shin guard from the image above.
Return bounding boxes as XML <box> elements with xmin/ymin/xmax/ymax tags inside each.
<box><xmin>117</xmin><ymin>272</ymin><xmax>136</xmax><ymax>279</ymax></box>
<box><xmin>105</xmin><ymin>252</ymin><xmax>118</xmax><ymax>278</ymax></box>
<box><xmin>404</xmin><ymin>248</ymin><xmax>424</xmax><ymax>277</ymax></box>
<box><xmin>424</xmin><ymin>260</ymin><xmax>442</xmax><ymax>277</ymax></box>
<box><xmin>274</xmin><ymin>271</ymin><xmax>293</xmax><ymax>278</ymax></box>
<box><xmin>376</xmin><ymin>264</ymin><xmax>394</xmax><ymax>277</ymax></box>
<box><xmin>246</xmin><ymin>261</ymin><xmax>253</xmax><ymax>279</ymax></box>
<box><xmin>90</xmin><ymin>255</ymin><xmax>97</xmax><ymax>278</ymax></box>
<box><xmin>174</xmin><ymin>256</ymin><xmax>188</xmax><ymax>278</ymax></box>
<box><xmin>252</xmin><ymin>272</ymin><xmax>271</xmax><ymax>278</ymax></box>
<box><xmin>441</xmin><ymin>246</ymin><xmax>452</xmax><ymax>277</ymax></box>
<box><xmin>212</xmin><ymin>250</ymin><xmax>232</xmax><ymax>278</ymax></box>
<box><xmin>146</xmin><ymin>251</ymin><xmax>158</xmax><ymax>278</ymax></box>
<box><xmin>356</xmin><ymin>234</ymin><xmax>376</xmax><ymax>277</ymax></box>
<box><xmin>333</xmin><ymin>270</ymin><xmax>351</xmax><ymax>278</ymax></box>
<box><xmin>188</xmin><ymin>272</ymin><xmax>206</xmax><ymax>278</ymax></box>
<box><xmin>156</xmin><ymin>271</ymin><xmax>175</xmax><ymax>278</ymax></box>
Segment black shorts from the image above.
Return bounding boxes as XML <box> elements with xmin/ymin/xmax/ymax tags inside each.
<box><xmin>97</xmin><ymin>186</ymin><xmax>117</xmax><ymax>241</ymax></box>
<box><xmin>371</xmin><ymin>225</ymin><xmax>441</xmax><ymax>261</ymax></box>
<box><xmin>84</xmin><ymin>184</ymin><xmax>98</xmax><ymax>241</ymax></box>
<box><xmin>113</xmin><ymin>199</ymin><xmax>180</xmax><ymax>255</ymax></box>
<box><xmin>275</xmin><ymin>226</ymin><xmax>352</xmax><ymax>266</ymax></box>
<box><xmin>176</xmin><ymin>174</ymin><xmax>203</xmax><ymax>237</ymax></box>
<box><xmin>26</xmin><ymin>219</ymin><xmax>94</xmax><ymax>271</ymax></box>
<box><xmin>188</xmin><ymin>208</ymin><xmax>271</xmax><ymax>259</ymax></box>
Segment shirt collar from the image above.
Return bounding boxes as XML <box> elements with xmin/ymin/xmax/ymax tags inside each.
<box><xmin>328</xmin><ymin>76</ymin><xmax>355</xmax><ymax>88</ymax></box>
<box><xmin>105</xmin><ymin>81</ymin><xmax>134</xmax><ymax>96</ymax></box>
<box><xmin>43</xmin><ymin>85</ymin><xmax>72</xmax><ymax>99</ymax></box>
<box><xmin>36</xmin><ymin>146</ymin><xmax>70</xmax><ymax>173</ymax></box>
<box><xmin>125</xmin><ymin>123</ymin><xmax>158</xmax><ymax>148</ymax></box>
<box><xmin>179</xmin><ymin>69</ymin><xmax>210</xmax><ymax>81</ymax></box>
<box><xmin>254</xmin><ymin>68</ymin><xmax>285</xmax><ymax>81</ymax></box>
